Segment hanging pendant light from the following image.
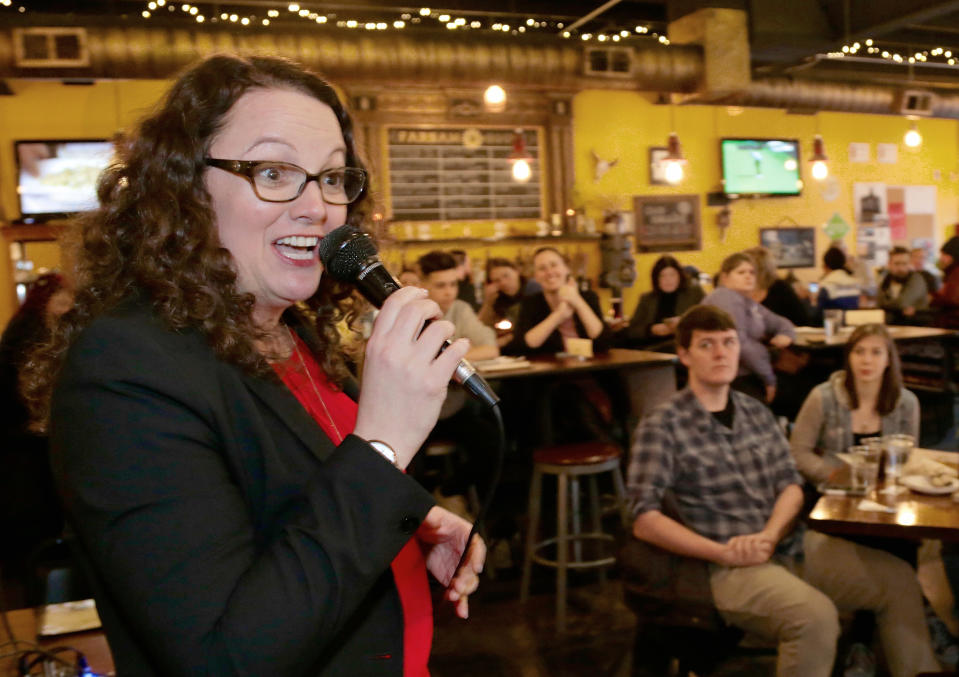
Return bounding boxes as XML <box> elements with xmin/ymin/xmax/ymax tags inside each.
<box><xmin>662</xmin><ymin>132</ymin><xmax>687</xmax><ymax>184</ymax></box>
<box><xmin>809</xmin><ymin>134</ymin><xmax>829</xmax><ymax>181</ymax></box>
<box><xmin>509</xmin><ymin>129</ymin><xmax>533</xmax><ymax>182</ymax></box>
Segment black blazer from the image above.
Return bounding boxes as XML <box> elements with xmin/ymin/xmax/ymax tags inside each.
<box><xmin>504</xmin><ymin>290</ymin><xmax>612</xmax><ymax>356</ymax></box>
<box><xmin>50</xmin><ymin>298</ymin><xmax>435</xmax><ymax>676</ymax></box>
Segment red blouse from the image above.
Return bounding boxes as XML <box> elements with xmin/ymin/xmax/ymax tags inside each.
<box><xmin>273</xmin><ymin>335</ymin><xmax>432</xmax><ymax>676</ymax></box>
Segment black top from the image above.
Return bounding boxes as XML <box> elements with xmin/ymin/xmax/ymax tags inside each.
<box><xmin>503</xmin><ymin>289</ymin><xmax>612</xmax><ymax>356</ymax></box>
<box><xmin>710</xmin><ymin>394</ymin><xmax>736</xmax><ymax>430</ymax></box>
<box><xmin>762</xmin><ymin>279</ymin><xmax>810</xmax><ymax>327</ymax></box>
<box><xmin>0</xmin><ymin>311</ymin><xmax>64</xmax><ymax>569</ymax></box>
<box><xmin>852</xmin><ymin>431</ymin><xmax>881</xmax><ymax>446</ymax></box>
<box><xmin>50</xmin><ymin>297</ymin><xmax>435</xmax><ymax>676</ymax></box>
<box><xmin>655</xmin><ymin>291</ymin><xmax>678</xmax><ymax>323</ymax></box>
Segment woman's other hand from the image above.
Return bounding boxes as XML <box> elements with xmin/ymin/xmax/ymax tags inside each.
<box><xmin>650</xmin><ymin>322</ymin><xmax>673</xmax><ymax>337</ymax></box>
<box><xmin>556</xmin><ymin>278</ymin><xmax>583</xmax><ymax>306</ymax></box>
<box><xmin>418</xmin><ymin>506</ymin><xmax>486</xmax><ymax>619</ymax></box>
<box><xmin>354</xmin><ymin>286</ymin><xmax>469</xmax><ymax>468</ymax></box>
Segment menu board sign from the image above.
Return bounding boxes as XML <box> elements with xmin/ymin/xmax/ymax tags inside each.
<box><xmin>388</xmin><ymin>126</ymin><xmax>542</xmax><ymax>222</ymax></box>
<box><xmin>633</xmin><ymin>194</ymin><xmax>702</xmax><ymax>252</ymax></box>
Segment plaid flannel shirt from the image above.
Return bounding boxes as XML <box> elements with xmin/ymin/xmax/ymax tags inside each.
<box><xmin>628</xmin><ymin>389</ymin><xmax>805</xmax><ymax>558</ymax></box>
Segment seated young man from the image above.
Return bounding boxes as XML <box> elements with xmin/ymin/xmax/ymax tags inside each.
<box><xmin>416</xmin><ymin>251</ymin><xmax>499</xmax><ymax>512</ymax></box>
<box><xmin>627</xmin><ymin>304</ymin><xmax>939</xmax><ymax>677</ymax></box>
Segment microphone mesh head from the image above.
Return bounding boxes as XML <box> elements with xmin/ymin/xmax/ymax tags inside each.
<box><xmin>319</xmin><ymin>225</ymin><xmax>379</xmax><ymax>281</ymax></box>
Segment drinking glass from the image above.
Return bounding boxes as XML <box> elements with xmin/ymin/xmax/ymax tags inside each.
<box><xmin>882</xmin><ymin>433</ymin><xmax>914</xmax><ymax>485</ymax></box>
<box><xmin>848</xmin><ymin>445</ymin><xmax>880</xmax><ymax>491</ymax></box>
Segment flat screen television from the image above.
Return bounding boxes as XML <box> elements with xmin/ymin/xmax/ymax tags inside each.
<box><xmin>720</xmin><ymin>138</ymin><xmax>801</xmax><ymax>198</ymax></box>
<box><xmin>15</xmin><ymin>139</ymin><xmax>115</xmax><ymax>222</ymax></box>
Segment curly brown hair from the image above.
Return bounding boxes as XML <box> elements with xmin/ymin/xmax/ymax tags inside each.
<box><xmin>21</xmin><ymin>53</ymin><xmax>370</xmax><ymax>430</ymax></box>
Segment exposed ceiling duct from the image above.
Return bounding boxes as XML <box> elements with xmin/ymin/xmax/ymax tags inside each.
<box><xmin>3</xmin><ymin>24</ymin><xmax>959</xmax><ymax>119</ymax></box>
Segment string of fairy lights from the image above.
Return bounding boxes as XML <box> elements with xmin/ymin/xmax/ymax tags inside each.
<box><xmin>825</xmin><ymin>38</ymin><xmax>959</xmax><ymax>67</ymax></box>
<box><xmin>133</xmin><ymin>2</ymin><xmax>668</xmax><ymax>42</ymax></box>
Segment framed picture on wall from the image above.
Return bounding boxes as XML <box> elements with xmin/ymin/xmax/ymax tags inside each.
<box><xmin>634</xmin><ymin>194</ymin><xmax>701</xmax><ymax>252</ymax></box>
<box><xmin>648</xmin><ymin>146</ymin><xmax>669</xmax><ymax>185</ymax></box>
<box><xmin>759</xmin><ymin>227</ymin><xmax>816</xmax><ymax>268</ymax></box>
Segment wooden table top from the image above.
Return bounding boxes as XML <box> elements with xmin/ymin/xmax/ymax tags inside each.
<box><xmin>476</xmin><ymin>348</ymin><xmax>677</xmax><ymax>380</ymax></box>
<box><xmin>808</xmin><ymin>449</ymin><xmax>959</xmax><ymax>542</ymax></box>
<box><xmin>793</xmin><ymin>325</ymin><xmax>955</xmax><ymax>350</ymax></box>
<box><xmin>1</xmin><ymin>607</ymin><xmax>114</xmax><ymax>676</ymax></box>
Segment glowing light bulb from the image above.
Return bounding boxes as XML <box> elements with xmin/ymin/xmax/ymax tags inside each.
<box><xmin>483</xmin><ymin>84</ymin><xmax>506</xmax><ymax>112</ymax></box>
<box><xmin>783</xmin><ymin>158</ymin><xmax>797</xmax><ymax>171</ymax></box>
<box><xmin>511</xmin><ymin>159</ymin><xmax>532</xmax><ymax>182</ymax></box>
<box><xmin>663</xmin><ymin>160</ymin><xmax>685</xmax><ymax>184</ymax></box>
<box><xmin>904</xmin><ymin>123</ymin><xmax>922</xmax><ymax>148</ymax></box>
<box><xmin>811</xmin><ymin>160</ymin><xmax>829</xmax><ymax>180</ymax></box>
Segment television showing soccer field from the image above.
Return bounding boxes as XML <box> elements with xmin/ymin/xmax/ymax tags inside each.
<box><xmin>720</xmin><ymin>138</ymin><xmax>802</xmax><ymax>197</ymax></box>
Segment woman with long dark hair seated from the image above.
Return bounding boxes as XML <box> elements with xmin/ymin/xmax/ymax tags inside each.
<box><xmin>617</xmin><ymin>255</ymin><xmax>703</xmax><ymax>352</ymax></box>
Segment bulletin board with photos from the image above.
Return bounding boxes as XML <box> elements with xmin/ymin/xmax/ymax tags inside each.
<box><xmin>387</xmin><ymin>126</ymin><xmax>543</xmax><ymax>223</ymax></box>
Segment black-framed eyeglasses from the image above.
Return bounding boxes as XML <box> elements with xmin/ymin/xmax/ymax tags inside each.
<box><xmin>205</xmin><ymin>159</ymin><xmax>367</xmax><ymax>204</ymax></box>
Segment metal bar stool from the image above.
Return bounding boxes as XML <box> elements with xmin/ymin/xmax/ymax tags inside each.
<box><xmin>519</xmin><ymin>441</ymin><xmax>629</xmax><ymax>632</ymax></box>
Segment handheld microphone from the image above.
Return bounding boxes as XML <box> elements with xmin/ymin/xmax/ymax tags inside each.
<box><xmin>319</xmin><ymin>225</ymin><xmax>500</xmax><ymax>408</ymax></box>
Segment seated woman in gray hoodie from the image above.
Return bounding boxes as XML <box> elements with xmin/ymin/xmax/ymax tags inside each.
<box><xmin>703</xmin><ymin>252</ymin><xmax>795</xmax><ymax>404</ymax></box>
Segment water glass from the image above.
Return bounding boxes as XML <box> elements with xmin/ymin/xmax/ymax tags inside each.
<box><xmin>823</xmin><ymin>309</ymin><xmax>843</xmax><ymax>338</ymax></box>
<box><xmin>848</xmin><ymin>445</ymin><xmax>880</xmax><ymax>491</ymax></box>
<box><xmin>882</xmin><ymin>433</ymin><xmax>914</xmax><ymax>484</ymax></box>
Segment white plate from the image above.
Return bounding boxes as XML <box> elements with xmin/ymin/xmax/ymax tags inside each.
<box><xmin>899</xmin><ymin>474</ymin><xmax>959</xmax><ymax>495</ymax></box>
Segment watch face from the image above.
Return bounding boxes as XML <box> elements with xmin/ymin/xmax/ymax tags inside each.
<box><xmin>370</xmin><ymin>441</ymin><xmax>396</xmax><ymax>464</ymax></box>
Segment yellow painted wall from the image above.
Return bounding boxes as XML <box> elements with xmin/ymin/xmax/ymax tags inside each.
<box><xmin>0</xmin><ymin>78</ymin><xmax>171</xmax><ymax>324</ymax></box>
<box><xmin>2</xmin><ymin>80</ymin><xmax>958</xmax><ymax>328</ymax></box>
<box><xmin>573</xmin><ymin>90</ymin><xmax>959</xmax><ymax>315</ymax></box>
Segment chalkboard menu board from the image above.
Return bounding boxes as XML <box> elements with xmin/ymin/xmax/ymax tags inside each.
<box><xmin>388</xmin><ymin>127</ymin><xmax>542</xmax><ymax>222</ymax></box>
<box><xmin>633</xmin><ymin>194</ymin><xmax>702</xmax><ymax>252</ymax></box>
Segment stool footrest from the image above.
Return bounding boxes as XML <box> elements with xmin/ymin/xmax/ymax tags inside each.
<box><xmin>529</xmin><ymin>533</ymin><xmax>616</xmax><ymax>570</ymax></box>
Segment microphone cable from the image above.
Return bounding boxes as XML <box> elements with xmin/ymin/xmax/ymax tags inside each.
<box><xmin>452</xmin><ymin>400</ymin><xmax>506</xmax><ymax>580</ymax></box>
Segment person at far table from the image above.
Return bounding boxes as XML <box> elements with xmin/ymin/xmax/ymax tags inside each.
<box><xmin>616</xmin><ymin>254</ymin><xmax>703</xmax><ymax>352</ymax></box>
<box><xmin>876</xmin><ymin>246</ymin><xmax>929</xmax><ymax>324</ymax></box>
<box><xmin>417</xmin><ymin>251</ymin><xmax>499</xmax><ymax>517</ymax></box>
<box><xmin>23</xmin><ymin>54</ymin><xmax>484</xmax><ymax>676</ymax></box>
<box><xmin>505</xmin><ymin>246</ymin><xmax>611</xmax><ymax>356</ymax></box>
<box><xmin>477</xmin><ymin>257</ymin><xmax>540</xmax><ymax>348</ymax></box>
<box><xmin>418</xmin><ymin>251</ymin><xmax>498</xmax><ymax>364</ymax></box>
<box><xmin>912</xmin><ymin>246</ymin><xmax>941</xmax><ymax>297</ymax></box>
<box><xmin>790</xmin><ymin>322</ymin><xmax>959</xmax><ymax>669</ymax></box>
<box><xmin>504</xmin><ymin>246</ymin><xmax>617</xmax><ymax>445</ymax></box>
<box><xmin>398</xmin><ymin>267</ymin><xmax>421</xmax><ymax>287</ymax></box>
<box><xmin>450</xmin><ymin>249</ymin><xmax>480</xmax><ymax>311</ymax></box>
<box><xmin>818</xmin><ymin>246</ymin><xmax>861</xmax><ymax>312</ymax></box>
<box><xmin>931</xmin><ymin>235</ymin><xmax>959</xmax><ymax>328</ymax></box>
<box><xmin>746</xmin><ymin>246</ymin><xmax>811</xmax><ymax>327</ymax></box>
<box><xmin>627</xmin><ymin>305</ymin><xmax>940</xmax><ymax>677</ymax></box>
<box><xmin>703</xmin><ymin>252</ymin><xmax>795</xmax><ymax>404</ymax></box>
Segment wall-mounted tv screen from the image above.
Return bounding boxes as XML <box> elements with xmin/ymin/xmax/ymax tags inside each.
<box><xmin>720</xmin><ymin>138</ymin><xmax>801</xmax><ymax>198</ymax></box>
<box><xmin>15</xmin><ymin>139</ymin><xmax>114</xmax><ymax>223</ymax></box>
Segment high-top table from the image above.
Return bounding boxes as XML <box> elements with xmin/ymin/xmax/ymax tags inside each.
<box><xmin>476</xmin><ymin>348</ymin><xmax>678</xmax><ymax>426</ymax></box>
<box><xmin>793</xmin><ymin>325</ymin><xmax>955</xmax><ymax>350</ymax></box>
<box><xmin>808</xmin><ymin>449</ymin><xmax>959</xmax><ymax>542</ymax></box>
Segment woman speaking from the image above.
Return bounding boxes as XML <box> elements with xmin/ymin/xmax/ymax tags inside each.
<box><xmin>23</xmin><ymin>54</ymin><xmax>484</xmax><ymax>676</ymax></box>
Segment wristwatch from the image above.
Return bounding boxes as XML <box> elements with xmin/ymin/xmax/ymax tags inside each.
<box><xmin>368</xmin><ymin>440</ymin><xmax>398</xmax><ymax>466</ymax></box>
